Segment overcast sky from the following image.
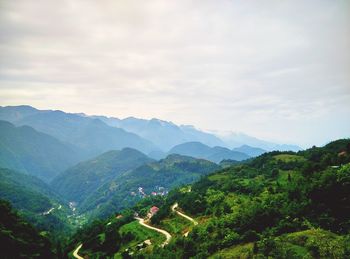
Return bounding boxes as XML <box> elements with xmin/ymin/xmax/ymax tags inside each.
<box><xmin>0</xmin><ymin>0</ymin><xmax>349</xmax><ymax>147</ymax></box>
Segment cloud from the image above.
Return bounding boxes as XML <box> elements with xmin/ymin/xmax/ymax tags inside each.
<box><xmin>0</xmin><ymin>0</ymin><xmax>349</xmax><ymax>147</ymax></box>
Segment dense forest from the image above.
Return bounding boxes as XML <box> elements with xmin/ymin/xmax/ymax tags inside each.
<box><xmin>0</xmin><ymin>199</ymin><xmax>54</xmax><ymax>258</ymax></box>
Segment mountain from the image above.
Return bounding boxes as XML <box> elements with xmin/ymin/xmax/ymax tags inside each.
<box><xmin>0</xmin><ymin>199</ymin><xmax>54</xmax><ymax>258</ymax></box>
<box><xmin>79</xmin><ymin>154</ymin><xmax>220</xmax><ymax>218</ymax></box>
<box><xmin>0</xmin><ymin>120</ymin><xmax>82</xmax><ymax>182</ymax></box>
<box><xmin>222</xmin><ymin>132</ymin><xmax>302</xmax><ymax>151</ymax></box>
<box><xmin>0</xmin><ymin>106</ymin><xmax>159</xmax><ymax>158</ymax></box>
<box><xmin>67</xmin><ymin>139</ymin><xmax>350</xmax><ymax>258</ymax></box>
<box><xmin>0</xmin><ymin>105</ymin><xmax>39</xmax><ymax>122</ymax></box>
<box><xmin>0</xmin><ymin>167</ymin><xmax>58</xmax><ymax>214</ymax></box>
<box><xmin>0</xmin><ymin>106</ymin><xmax>302</xmax><ymax>155</ymax></box>
<box><xmin>168</xmin><ymin>141</ymin><xmax>250</xmax><ymax>163</ymax></box>
<box><xmin>0</xmin><ymin>168</ymin><xmax>71</xmax><ymax>235</ymax></box>
<box><xmin>51</xmin><ymin>148</ymin><xmax>154</xmax><ymax>203</ymax></box>
<box><xmin>93</xmin><ymin>115</ymin><xmax>225</xmax><ymax>151</ymax></box>
<box><xmin>233</xmin><ymin>144</ymin><xmax>266</xmax><ymax>157</ymax></box>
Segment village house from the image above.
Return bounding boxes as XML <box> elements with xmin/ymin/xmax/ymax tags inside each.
<box><xmin>147</xmin><ymin>206</ymin><xmax>159</xmax><ymax>218</ymax></box>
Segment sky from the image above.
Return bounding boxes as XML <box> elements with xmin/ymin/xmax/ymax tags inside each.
<box><xmin>0</xmin><ymin>0</ymin><xmax>349</xmax><ymax>148</ymax></box>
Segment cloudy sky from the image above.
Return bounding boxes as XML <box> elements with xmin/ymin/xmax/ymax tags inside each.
<box><xmin>0</xmin><ymin>0</ymin><xmax>349</xmax><ymax>147</ymax></box>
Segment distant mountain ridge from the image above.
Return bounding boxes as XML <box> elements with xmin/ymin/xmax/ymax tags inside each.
<box><xmin>0</xmin><ymin>105</ymin><xmax>160</xmax><ymax>158</ymax></box>
<box><xmin>222</xmin><ymin>132</ymin><xmax>302</xmax><ymax>151</ymax></box>
<box><xmin>0</xmin><ymin>105</ymin><xmax>302</xmax><ymax>156</ymax></box>
<box><xmin>91</xmin><ymin>115</ymin><xmax>225</xmax><ymax>151</ymax></box>
<box><xmin>168</xmin><ymin>141</ymin><xmax>251</xmax><ymax>163</ymax></box>
<box><xmin>233</xmin><ymin>145</ymin><xmax>266</xmax><ymax>157</ymax></box>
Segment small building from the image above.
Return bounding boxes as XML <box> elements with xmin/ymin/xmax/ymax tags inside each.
<box><xmin>150</xmin><ymin>206</ymin><xmax>159</xmax><ymax>215</ymax></box>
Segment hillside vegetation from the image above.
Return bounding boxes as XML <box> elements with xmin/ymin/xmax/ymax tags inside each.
<box><xmin>0</xmin><ymin>168</ymin><xmax>72</xmax><ymax>239</ymax></box>
<box><xmin>79</xmin><ymin>154</ymin><xmax>220</xmax><ymax>219</ymax></box>
<box><xmin>0</xmin><ymin>199</ymin><xmax>54</xmax><ymax>258</ymax></box>
<box><xmin>51</xmin><ymin>148</ymin><xmax>154</xmax><ymax>203</ymax></box>
<box><xmin>66</xmin><ymin>139</ymin><xmax>350</xmax><ymax>258</ymax></box>
<box><xmin>0</xmin><ymin>120</ymin><xmax>82</xmax><ymax>182</ymax></box>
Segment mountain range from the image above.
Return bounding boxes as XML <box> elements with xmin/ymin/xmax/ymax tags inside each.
<box><xmin>0</xmin><ymin>105</ymin><xmax>301</xmax><ymax>156</ymax></box>
<box><xmin>0</xmin><ymin>105</ymin><xmax>303</xmax><ymax>184</ymax></box>
<box><xmin>168</xmin><ymin>142</ymin><xmax>250</xmax><ymax>163</ymax></box>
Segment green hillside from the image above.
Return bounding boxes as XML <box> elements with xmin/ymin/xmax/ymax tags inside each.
<box><xmin>0</xmin><ymin>199</ymin><xmax>54</xmax><ymax>258</ymax></box>
<box><xmin>65</xmin><ymin>139</ymin><xmax>350</xmax><ymax>258</ymax></box>
<box><xmin>0</xmin><ymin>120</ymin><xmax>82</xmax><ymax>182</ymax></box>
<box><xmin>79</xmin><ymin>154</ymin><xmax>220</xmax><ymax>218</ymax></box>
<box><xmin>0</xmin><ymin>168</ymin><xmax>72</xmax><ymax>237</ymax></box>
<box><xmin>51</xmin><ymin>148</ymin><xmax>154</xmax><ymax>203</ymax></box>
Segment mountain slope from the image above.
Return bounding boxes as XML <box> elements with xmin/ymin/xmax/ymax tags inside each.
<box><xmin>169</xmin><ymin>141</ymin><xmax>250</xmax><ymax>163</ymax></box>
<box><xmin>66</xmin><ymin>139</ymin><xmax>350</xmax><ymax>258</ymax></box>
<box><xmin>51</xmin><ymin>148</ymin><xmax>154</xmax><ymax>203</ymax></box>
<box><xmin>0</xmin><ymin>168</ymin><xmax>71</xmax><ymax>235</ymax></box>
<box><xmin>233</xmin><ymin>144</ymin><xmax>266</xmax><ymax>157</ymax></box>
<box><xmin>0</xmin><ymin>199</ymin><xmax>54</xmax><ymax>258</ymax></box>
<box><xmin>0</xmin><ymin>120</ymin><xmax>82</xmax><ymax>182</ymax></box>
<box><xmin>79</xmin><ymin>154</ymin><xmax>220</xmax><ymax>218</ymax></box>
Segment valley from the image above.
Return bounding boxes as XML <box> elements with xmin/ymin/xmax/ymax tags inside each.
<box><xmin>1</xmin><ymin>0</ymin><xmax>348</xmax><ymax>257</ymax></box>
<box><xmin>0</xmin><ymin>106</ymin><xmax>349</xmax><ymax>258</ymax></box>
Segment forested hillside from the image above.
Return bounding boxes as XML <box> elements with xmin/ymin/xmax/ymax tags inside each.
<box><xmin>0</xmin><ymin>168</ymin><xmax>72</xmax><ymax>238</ymax></box>
<box><xmin>0</xmin><ymin>121</ymin><xmax>82</xmax><ymax>182</ymax></box>
<box><xmin>79</xmin><ymin>154</ymin><xmax>220</xmax><ymax>219</ymax></box>
<box><xmin>0</xmin><ymin>199</ymin><xmax>54</xmax><ymax>258</ymax></box>
<box><xmin>66</xmin><ymin>139</ymin><xmax>350</xmax><ymax>258</ymax></box>
<box><xmin>51</xmin><ymin>148</ymin><xmax>154</xmax><ymax>203</ymax></box>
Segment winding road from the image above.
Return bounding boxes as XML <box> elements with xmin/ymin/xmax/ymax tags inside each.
<box><xmin>71</xmin><ymin>203</ymin><xmax>198</xmax><ymax>257</ymax></box>
<box><xmin>72</xmin><ymin>244</ymin><xmax>84</xmax><ymax>259</ymax></box>
<box><xmin>135</xmin><ymin>217</ymin><xmax>172</xmax><ymax>247</ymax></box>
<box><xmin>171</xmin><ymin>203</ymin><xmax>198</xmax><ymax>225</ymax></box>
<box><xmin>171</xmin><ymin>203</ymin><xmax>198</xmax><ymax>237</ymax></box>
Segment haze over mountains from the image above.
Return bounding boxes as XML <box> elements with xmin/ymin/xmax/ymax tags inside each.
<box><xmin>0</xmin><ymin>105</ymin><xmax>348</xmax><ymax>258</ymax></box>
<box><xmin>0</xmin><ymin>105</ymin><xmax>304</xmax><ymax>187</ymax></box>
<box><xmin>0</xmin><ymin>105</ymin><xmax>304</xmax><ymax>182</ymax></box>
<box><xmin>0</xmin><ymin>105</ymin><xmax>301</xmax><ymax>149</ymax></box>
